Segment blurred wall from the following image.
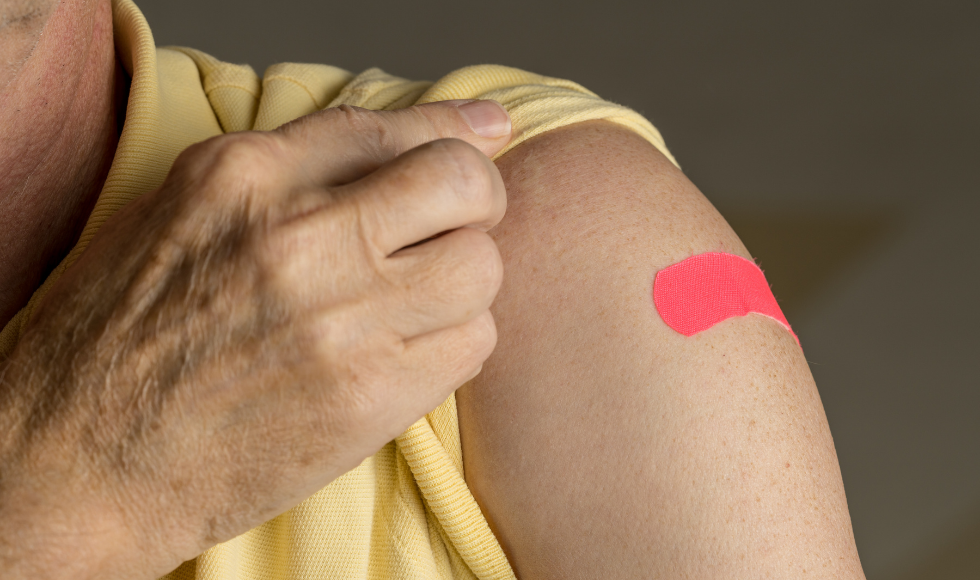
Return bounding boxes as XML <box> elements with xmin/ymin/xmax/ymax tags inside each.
<box><xmin>134</xmin><ymin>0</ymin><xmax>980</xmax><ymax>577</ymax></box>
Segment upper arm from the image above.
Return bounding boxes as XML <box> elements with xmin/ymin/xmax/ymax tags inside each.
<box><xmin>456</xmin><ymin>119</ymin><xmax>865</xmax><ymax>579</ymax></box>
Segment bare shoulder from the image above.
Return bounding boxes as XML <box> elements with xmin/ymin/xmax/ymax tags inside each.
<box><xmin>492</xmin><ymin>119</ymin><xmax>747</xmax><ymax>274</ymax></box>
<box><xmin>459</xmin><ymin>119</ymin><xmax>865</xmax><ymax>579</ymax></box>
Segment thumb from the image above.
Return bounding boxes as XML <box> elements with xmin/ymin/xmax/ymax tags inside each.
<box><xmin>275</xmin><ymin>99</ymin><xmax>512</xmax><ymax>187</ymax></box>
<box><xmin>417</xmin><ymin>99</ymin><xmax>513</xmax><ymax>156</ymax></box>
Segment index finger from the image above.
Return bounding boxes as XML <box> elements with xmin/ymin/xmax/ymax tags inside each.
<box><xmin>275</xmin><ymin>100</ymin><xmax>512</xmax><ymax>187</ymax></box>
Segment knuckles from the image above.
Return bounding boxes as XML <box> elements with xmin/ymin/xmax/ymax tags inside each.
<box><xmin>421</xmin><ymin>138</ymin><xmax>499</xmax><ymax>208</ymax></box>
<box><xmin>309</xmin><ymin>105</ymin><xmax>398</xmax><ymax>166</ymax></box>
<box><xmin>250</xmin><ymin>210</ymin><xmax>359</xmax><ymax>307</ymax></box>
<box><xmin>464</xmin><ymin>310</ymin><xmax>499</xmax><ymax>364</ymax></box>
<box><xmin>299</xmin><ymin>308</ymin><xmax>405</xmax><ymax>413</ymax></box>
<box><xmin>171</xmin><ymin>132</ymin><xmax>292</xmax><ymax>205</ymax></box>
<box><xmin>435</xmin><ymin>228</ymin><xmax>504</xmax><ymax>303</ymax></box>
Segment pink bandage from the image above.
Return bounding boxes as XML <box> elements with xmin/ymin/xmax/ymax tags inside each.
<box><xmin>653</xmin><ymin>252</ymin><xmax>799</xmax><ymax>346</ymax></box>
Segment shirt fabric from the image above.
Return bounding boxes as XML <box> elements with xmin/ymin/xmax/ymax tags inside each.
<box><xmin>0</xmin><ymin>0</ymin><xmax>676</xmax><ymax>578</ymax></box>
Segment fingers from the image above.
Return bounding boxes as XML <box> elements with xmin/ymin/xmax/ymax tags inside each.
<box><xmin>321</xmin><ymin>310</ymin><xmax>496</xmax><ymax>440</ymax></box>
<box><xmin>395</xmin><ymin>310</ymin><xmax>498</xmax><ymax>412</ymax></box>
<box><xmin>268</xmin><ymin>222</ymin><xmax>502</xmax><ymax>340</ymax></box>
<box><xmin>340</xmin><ymin>137</ymin><xmax>507</xmax><ymax>255</ymax></box>
<box><xmin>267</xmin><ymin>136</ymin><xmax>506</xmax><ymax>309</ymax></box>
<box><xmin>276</xmin><ymin>100</ymin><xmax>512</xmax><ymax>187</ymax></box>
<box><xmin>381</xmin><ymin>227</ymin><xmax>503</xmax><ymax>338</ymax></box>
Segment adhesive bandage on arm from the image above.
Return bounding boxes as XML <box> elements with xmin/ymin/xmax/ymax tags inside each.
<box><xmin>653</xmin><ymin>252</ymin><xmax>800</xmax><ymax>346</ymax></box>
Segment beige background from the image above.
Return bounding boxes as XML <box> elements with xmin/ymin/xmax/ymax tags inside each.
<box><xmin>134</xmin><ymin>0</ymin><xmax>980</xmax><ymax>577</ymax></box>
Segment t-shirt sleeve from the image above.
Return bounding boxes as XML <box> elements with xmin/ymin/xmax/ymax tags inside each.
<box><xmin>324</xmin><ymin>65</ymin><xmax>678</xmax><ymax>166</ymax></box>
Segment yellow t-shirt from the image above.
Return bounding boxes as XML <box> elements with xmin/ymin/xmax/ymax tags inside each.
<box><xmin>0</xmin><ymin>0</ymin><xmax>676</xmax><ymax>578</ymax></box>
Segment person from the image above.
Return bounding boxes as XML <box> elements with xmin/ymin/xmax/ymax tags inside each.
<box><xmin>0</xmin><ymin>0</ymin><xmax>867</xmax><ymax>579</ymax></box>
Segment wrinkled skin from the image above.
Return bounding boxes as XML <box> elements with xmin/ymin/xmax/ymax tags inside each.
<box><xmin>0</xmin><ymin>0</ymin><xmax>122</xmax><ymax>327</ymax></box>
<box><xmin>1</xmin><ymin>88</ymin><xmax>514</xmax><ymax>578</ymax></box>
<box><xmin>2</xmin><ymin>2</ymin><xmax>519</xmax><ymax>577</ymax></box>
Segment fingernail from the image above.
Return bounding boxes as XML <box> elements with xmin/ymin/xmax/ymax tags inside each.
<box><xmin>457</xmin><ymin>100</ymin><xmax>511</xmax><ymax>138</ymax></box>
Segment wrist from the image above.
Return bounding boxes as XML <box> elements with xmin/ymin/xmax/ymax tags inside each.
<box><xmin>0</xmin><ymin>367</ymin><xmax>150</xmax><ymax>579</ymax></box>
<box><xmin>0</xmin><ymin>472</ymin><xmax>138</xmax><ymax>580</ymax></box>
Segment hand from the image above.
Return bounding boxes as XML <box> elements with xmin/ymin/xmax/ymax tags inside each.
<box><xmin>0</xmin><ymin>100</ymin><xmax>512</xmax><ymax>580</ymax></box>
